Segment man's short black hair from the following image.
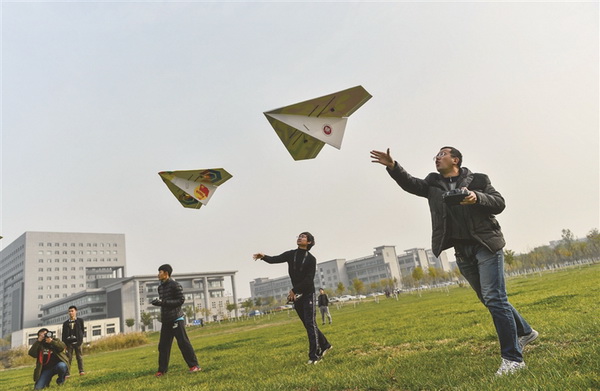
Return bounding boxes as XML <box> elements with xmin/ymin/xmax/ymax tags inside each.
<box><xmin>158</xmin><ymin>264</ymin><xmax>173</xmax><ymax>276</ymax></box>
<box><xmin>69</xmin><ymin>305</ymin><xmax>77</xmax><ymax>311</ymax></box>
<box><xmin>300</xmin><ymin>232</ymin><xmax>315</xmax><ymax>250</ymax></box>
<box><xmin>441</xmin><ymin>146</ymin><xmax>463</xmax><ymax>167</ymax></box>
<box><xmin>37</xmin><ymin>328</ymin><xmax>49</xmax><ymax>336</ymax></box>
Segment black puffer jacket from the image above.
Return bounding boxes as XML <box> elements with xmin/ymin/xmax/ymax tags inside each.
<box><xmin>387</xmin><ymin>163</ymin><xmax>505</xmax><ymax>257</ymax></box>
<box><xmin>158</xmin><ymin>278</ymin><xmax>185</xmax><ymax>323</ymax></box>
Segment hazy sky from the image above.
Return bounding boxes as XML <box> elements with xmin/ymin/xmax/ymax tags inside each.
<box><xmin>1</xmin><ymin>1</ymin><xmax>598</xmax><ymax>298</ymax></box>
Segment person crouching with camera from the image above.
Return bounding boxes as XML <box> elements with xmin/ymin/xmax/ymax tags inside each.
<box><xmin>28</xmin><ymin>328</ymin><xmax>69</xmax><ymax>389</ymax></box>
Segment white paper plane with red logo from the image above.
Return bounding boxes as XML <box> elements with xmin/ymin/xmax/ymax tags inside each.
<box><xmin>158</xmin><ymin>168</ymin><xmax>232</xmax><ymax>209</ymax></box>
<box><xmin>264</xmin><ymin>85</ymin><xmax>372</xmax><ymax>160</ymax></box>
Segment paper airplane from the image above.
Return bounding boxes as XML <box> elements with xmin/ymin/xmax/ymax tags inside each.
<box><xmin>264</xmin><ymin>85</ymin><xmax>372</xmax><ymax>160</ymax></box>
<box><xmin>159</xmin><ymin>168</ymin><xmax>232</xmax><ymax>209</ymax></box>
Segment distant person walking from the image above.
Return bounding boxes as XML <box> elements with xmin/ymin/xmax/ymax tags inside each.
<box><xmin>318</xmin><ymin>288</ymin><xmax>332</xmax><ymax>325</ymax></box>
<box><xmin>371</xmin><ymin>146</ymin><xmax>538</xmax><ymax>376</ymax></box>
<box><xmin>151</xmin><ymin>264</ymin><xmax>201</xmax><ymax>377</ymax></box>
<box><xmin>254</xmin><ymin>232</ymin><xmax>332</xmax><ymax>364</ymax></box>
<box><xmin>61</xmin><ymin>305</ymin><xmax>85</xmax><ymax>376</ymax></box>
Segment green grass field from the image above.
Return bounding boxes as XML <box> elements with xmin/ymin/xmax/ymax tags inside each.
<box><xmin>2</xmin><ymin>264</ymin><xmax>598</xmax><ymax>391</ymax></box>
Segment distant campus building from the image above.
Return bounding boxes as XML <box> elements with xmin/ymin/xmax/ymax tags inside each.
<box><xmin>0</xmin><ymin>231</ymin><xmax>239</xmax><ymax>345</ymax></box>
<box><xmin>0</xmin><ymin>232</ymin><xmax>126</xmax><ymax>339</ymax></box>
<box><xmin>250</xmin><ymin>245</ymin><xmax>452</xmax><ymax>300</ymax></box>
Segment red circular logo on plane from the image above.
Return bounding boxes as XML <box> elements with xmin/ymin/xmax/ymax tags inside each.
<box><xmin>323</xmin><ymin>125</ymin><xmax>332</xmax><ymax>136</ymax></box>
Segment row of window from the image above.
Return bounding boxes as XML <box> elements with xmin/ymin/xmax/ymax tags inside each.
<box><xmin>38</xmin><ymin>275</ymin><xmax>83</xmax><ymax>281</ymax></box>
<box><xmin>39</xmin><ymin>280</ymin><xmax>84</xmax><ymax>288</ymax></box>
<box><xmin>38</xmin><ymin>250</ymin><xmax>118</xmax><ymax>255</ymax></box>
<box><xmin>39</xmin><ymin>267</ymin><xmax>84</xmax><ymax>272</ymax></box>
<box><xmin>38</xmin><ymin>258</ymin><xmax>119</xmax><ymax>263</ymax></box>
<box><xmin>38</xmin><ymin>242</ymin><xmax>119</xmax><ymax>247</ymax></box>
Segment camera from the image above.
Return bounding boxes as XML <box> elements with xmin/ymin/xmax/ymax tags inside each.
<box><xmin>286</xmin><ymin>293</ymin><xmax>302</xmax><ymax>304</ymax></box>
<box><xmin>442</xmin><ymin>188</ymin><xmax>469</xmax><ymax>205</ymax></box>
<box><xmin>44</xmin><ymin>331</ymin><xmax>55</xmax><ymax>339</ymax></box>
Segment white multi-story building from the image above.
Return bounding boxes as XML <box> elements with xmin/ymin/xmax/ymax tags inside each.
<box><xmin>0</xmin><ymin>232</ymin><xmax>126</xmax><ymax>338</ymax></box>
<box><xmin>345</xmin><ymin>246</ymin><xmax>400</xmax><ymax>287</ymax></box>
<box><xmin>251</xmin><ymin>245</ymin><xmax>454</xmax><ymax>299</ymax></box>
<box><xmin>315</xmin><ymin>259</ymin><xmax>347</xmax><ymax>291</ymax></box>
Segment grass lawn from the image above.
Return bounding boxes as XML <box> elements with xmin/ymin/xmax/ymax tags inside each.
<box><xmin>2</xmin><ymin>263</ymin><xmax>598</xmax><ymax>390</ymax></box>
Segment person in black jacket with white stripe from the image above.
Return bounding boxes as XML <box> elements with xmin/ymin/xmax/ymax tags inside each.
<box><xmin>254</xmin><ymin>232</ymin><xmax>332</xmax><ymax>364</ymax></box>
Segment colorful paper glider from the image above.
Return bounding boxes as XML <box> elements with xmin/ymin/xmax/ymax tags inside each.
<box><xmin>159</xmin><ymin>168</ymin><xmax>232</xmax><ymax>209</ymax></box>
<box><xmin>264</xmin><ymin>85</ymin><xmax>372</xmax><ymax>160</ymax></box>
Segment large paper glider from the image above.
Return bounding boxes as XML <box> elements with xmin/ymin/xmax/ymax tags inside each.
<box><xmin>264</xmin><ymin>85</ymin><xmax>372</xmax><ymax>160</ymax></box>
<box><xmin>159</xmin><ymin>168</ymin><xmax>232</xmax><ymax>209</ymax></box>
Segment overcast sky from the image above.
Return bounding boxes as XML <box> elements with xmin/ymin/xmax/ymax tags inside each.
<box><xmin>1</xmin><ymin>1</ymin><xmax>598</xmax><ymax>298</ymax></box>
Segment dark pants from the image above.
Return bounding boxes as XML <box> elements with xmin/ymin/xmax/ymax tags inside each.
<box><xmin>66</xmin><ymin>344</ymin><xmax>84</xmax><ymax>374</ymax></box>
<box><xmin>158</xmin><ymin>319</ymin><xmax>199</xmax><ymax>373</ymax></box>
<box><xmin>35</xmin><ymin>362</ymin><xmax>68</xmax><ymax>389</ymax></box>
<box><xmin>294</xmin><ymin>293</ymin><xmax>331</xmax><ymax>361</ymax></box>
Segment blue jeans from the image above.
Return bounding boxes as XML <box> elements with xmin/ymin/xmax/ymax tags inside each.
<box><xmin>455</xmin><ymin>244</ymin><xmax>533</xmax><ymax>362</ymax></box>
<box><xmin>35</xmin><ymin>361</ymin><xmax>68</xmax><ymax>389</ymax></box>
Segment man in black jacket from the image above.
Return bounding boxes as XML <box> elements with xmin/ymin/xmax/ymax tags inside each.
<box><xmin>151</xmin><ymin>264</ymin><xmax>200</xmax><ymax>377</ymax></box>
<box><xmin>254</xmin><ymin>232</ymin><xmax>332</xmax><ymax>364</ymax></box>
<box><xmin>61</xmin><ymin>305</ymin><xmax>85</xmax><ymax>376</ymax></box>
<box><xmin>371</xmin><ymin>147</ymin><xmax>538</xmax><ymax>376</ymax></box>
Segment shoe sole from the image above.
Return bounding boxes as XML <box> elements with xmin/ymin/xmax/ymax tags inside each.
<box><xmin>519</xmin><ymin>330</ymin><xmax>539</xmax><ymax>349</ymax></box>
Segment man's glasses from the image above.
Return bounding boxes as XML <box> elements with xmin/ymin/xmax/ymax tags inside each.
<box><xmin>433</xmin><ymin>151</ymin><xmax>451</xmax><ymax>161</ymax></box>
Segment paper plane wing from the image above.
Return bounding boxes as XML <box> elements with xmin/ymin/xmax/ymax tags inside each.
<box><xmin>264</xmin><ymin>85</ymin><xmax>372</xmax><ymax>160</ymax></box>
<box><xmin>159</xmin><ymin>168</ymin><xmax>232</xmax><ymax>209</ymax></box>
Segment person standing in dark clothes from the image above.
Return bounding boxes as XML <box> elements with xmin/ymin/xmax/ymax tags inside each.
<box><xmin>317</xmin><ymin>288</ymin><xmax>332</xmax><ymax>325</ymax></box>
<box><xmin>253</xmin><ymin>232</ymin><xmax>332</xmax><ymax>364</ymax></box>
<box><xmin>62</xmin><ymin>305</ymin><xmax>85</xmax><ymax>376</ymax></box>
<box><xmin>371</xmin><ymin>146</ymin><xmax>538</xmax><ymax>376</ymax></box>
<box><xmin>151</xmin><ymin>264</ymin><xmax>201</xmax><ymax>377</ymax></box>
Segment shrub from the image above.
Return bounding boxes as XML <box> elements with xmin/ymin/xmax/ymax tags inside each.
<box><xmin>0</xmin><ymin>346</ymin><xmax>30</xmax><ymax>369</ymax></box>
<box><xmin>83</xmin><ymin>332</ymin><xmax>149</xmax><ymax>354</ymax></box>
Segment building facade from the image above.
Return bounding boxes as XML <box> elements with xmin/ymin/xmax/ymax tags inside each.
<box><xmin>39</xmin><ymin>271</ymin><xmax>238</xmax><ymax>333</ymax></box>
<box><xmin>250</xmin><ymin>245</ymin><xmax>454</xmax><ymax>299</ymax></box>
<box><xmin>11</xmin><ymin>317</ymin><xmax>120</xmax><ymax>349</ymax></box>
<box><xmin>0</xmin><ymin>232</ymin><xmax>126</xmax><ymax>338</ymax></box>
<box><xmin>345</xmin><ymin>246</ymin><xmax>400</xmax><ymax>288</ymax></box>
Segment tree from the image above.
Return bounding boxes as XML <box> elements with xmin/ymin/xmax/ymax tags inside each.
<box><xmin>412</xmin><ymin>267</ymin><xmax>424</xmax><ymax>284</ymax></box>
<box><xmin>125</xmin><ymin>318</ymin><xmax>135</xmax><ymax>331</ymax></box>
<box><xmin>226</xmin><ymin>302</ymin><xmax>237</xmax><ymax>317</ymax></box>
<box><xmin>183</xmin><ymin>305</ymin><xmax>195</xmax><ymax>321</ymax></box>
<box><xmin>200</xmin><ymin>308</ymin><xmax>212</xmax><ymax>322</ymax></box>
<box><xmin>140</xmin><ymin>311</ymin><xmax>153</xmax><ymax>332</ymax></box>
<box><xmin>335</xmin><ymin>282</ymin><xmax>345</xmax><ymax>297</ymax></box>
<box><xmin>586</xmin><ymin>228</ymin><xmax>600</xmax><ymax>261</ymax></box>
<box><xmin>241</xmin><ymin>298</ymin><xmax>253</xmax><ymax>316</ymax></box>
<box><xmin>369</xmin><ymin>281</ymin><xmax>380</xmax><ymax>293</ymax></box>
<box><xmin>352</xmin><ymin>278</ymin><xmax>365</xmax><ymax>297</ymax></box>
